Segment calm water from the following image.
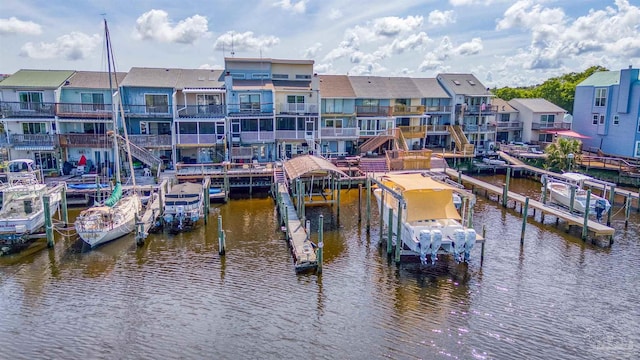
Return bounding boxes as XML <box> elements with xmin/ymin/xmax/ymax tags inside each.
<box><xmin>1</xmin><ymin>175</ymin><xmax>639</xmax><ymax>360</ymax></box>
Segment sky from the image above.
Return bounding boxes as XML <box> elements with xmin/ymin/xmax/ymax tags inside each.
<box><xmin>0</xmin><ymin>0</ymin><xmax>639</xmax><ymax>87</ymax></box>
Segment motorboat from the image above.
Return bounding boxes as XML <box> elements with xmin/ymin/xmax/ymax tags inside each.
<box><xmin>482</xmin><ymin>157</ymin><xmax>506</xmax><ymax>166</ymax></box>
<box><xmin>542</xmin><ymin>172</ymin><xmax>611</xmax><ymax>217</ymax></box>
<box><xmin>0</xmin><ymin>159</ymin><xmax>62</xmax><ymax>255</ymax></box>
<box><xmin>163</xmin><ymin>182</ymin><xmax>204</xmax><ymax>233</ymax></box>
<box><xmin>373</xmin><ymin>173</ymin><xmax>478</xmax><ymax>265</ymax></box>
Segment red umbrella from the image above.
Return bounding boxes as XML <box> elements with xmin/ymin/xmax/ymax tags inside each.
<box><xmin>78</xmin><ymin>154</ymin><xmax>87</xmax><ymax>166</ymax></box>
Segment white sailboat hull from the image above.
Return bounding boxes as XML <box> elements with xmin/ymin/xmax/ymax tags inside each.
<box><xmin>75</xmin><ymin>195</ymin><xmax>141</xmax><ymax>248</ymax></box>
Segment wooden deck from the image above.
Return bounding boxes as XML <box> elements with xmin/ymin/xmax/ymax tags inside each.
<box><xmin>444</xmin><ymin>168</ymin><xmax>615</xmax><ymax>244</ymax></box>
<box><xmin>276</xmin><ymin>183</ymin><xmax>317</xmax><ymax>272</ymax></box>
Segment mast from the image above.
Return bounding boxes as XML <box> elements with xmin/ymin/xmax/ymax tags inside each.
<box><xmin>104</xmin><ymin>19</ymin><xmax>121</xmax><ymax>184</ymax></box>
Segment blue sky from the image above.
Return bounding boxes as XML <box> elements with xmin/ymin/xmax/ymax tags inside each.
<box><xmin>1</xmin><ymin>0</ymin><xmax>639</xmax><ymax>87</ymax></box>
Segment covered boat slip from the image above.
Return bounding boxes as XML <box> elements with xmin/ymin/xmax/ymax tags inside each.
<box><xmin>165</xmin><ymin>182</ymin><xmax>203</xmax><ymax>206</ymax></box>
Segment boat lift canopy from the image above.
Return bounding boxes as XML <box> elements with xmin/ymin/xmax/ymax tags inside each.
<box><xmin>283</xmin><ymin>155</ymin><xmax>349</xmax><ymax>182</ymax></box>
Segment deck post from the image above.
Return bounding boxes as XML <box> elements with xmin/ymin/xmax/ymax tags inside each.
<box><xmin>218</xmin><ymin>215</ymin><xmax>226</xmax><ymax>255</ymax></box>
<box><xmin>502</xmin><ymin>167</ymin><xmax>511</xmax><ymax>207</ymax></box>
<box><xmin>43</xmin><ymin>195</ymin><xmax>54</xmax><ymax>248</ymax></box>
<box><xmin>569</xmin><ymin>186</ymin><xmax>576</xmax><ymax>214</ymax></box>
<box><xmin>607</xmin><ymin>186</ymin><xmax>615</xmax><ymax>226</ymax></box>
<box><xmin>379</xmin><ymin>190</ymin><xmax>385</xmax><ymax>243</ymax></box>
<box><xmin>336</xmin><ymin>179</ymin><xmax>341</xmax><ymax>221</ymax></box>
<box><xmin>317</xmin><ymin>214</ymin><xmax>324</xmax><ymax>274</ymax></box>
<box><xmin>358</xmin><ymin>184</ymin><xmax>362</xmax><ymax>223</ymax></box>
<box><xmin>387</xmin><ymin>208</ymin><xmax>394</xmax><ymax>255</ymax></box>
<box><xmin>305</xmin><ymin>220</ymin><xmax>310</xmax><ymax>241</ymax></box>
<box><xmin>204</xmin><ymin>179</ymin><xmax>210</xmax><ymax>226</ymax></box>
<box><xmin>582</xmin><ymin>190</ymin><xmax>591</xmax><ymax>241</ymax></box>
<box><xmin>458</xmin><ymin>170</ymin><xmax>462</xmax><ymax>184</ymax></box>
<box><xmin>625</xmin><ymin>195</ymin><xmax>631</xmax><ymax>228</ymax></box>
<box><xmin>300</xmin><ymin>180</ymin><xmax>306</xmax><ymax>223</ymax></box>
<box><xmin>366</xmin><ymin>177</ymin><xmax>371</xmax><ymax>233</ymax></box>
<box><xmin>542</xmin><ymin>175</ymin><xmax>548</xmax><ymax>205</ymax></box>
<box><xmin>61</xmin><ymin>185</ymin><xmax>68</xmax><ymax>226</ymax></box>
<box><xmin>481</xmin><ymin>225</ymin><xmax>486</xmax><ymax>266</ymax></box>
<box><xmin>224</xmin><ymin>168</ymin><xmax>229</xmax><ymax>202</ymax></box>
<box><xmin>521</xmin><ymin>197</ymin><xmax>529</xmax><ymax>245</ymax></box>
<box><xmin>284</xmin><ymin>206</ymin><xmax>289</xmax><ymax>237</ymax></box>
<box><xmin>394</xmin><ymin>200</ymin><xmax>403</xmax><ymax>264</ymax></box>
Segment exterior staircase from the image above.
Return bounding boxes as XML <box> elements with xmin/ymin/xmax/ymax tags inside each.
<box><xmin>116</xmin><ymin>134</ymin><xmax>163</xmax><ymax>174</ymax></box>
<box><xmin>448</xmin><ymin>125</ymin><xmax>474</xmax><ymax>155</ymax></box>
<box><xmin>359</xmin><ymin>157</ymin><xmax>388</xmax><ymax>173</ymax></box>
<box><xmin>274</xmin><ymin>166</ymin><xmax>286</xmax><ymax>184</ymax></box>
<box><xmin>359</xmin><ymin>129</ymin><xmax>400</xmax><ymax>154</ymax></box>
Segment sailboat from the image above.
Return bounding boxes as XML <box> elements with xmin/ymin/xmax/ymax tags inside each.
<box><xmin>74</xmin><ymin>19</ymin><xmax>142</xmax><ymax>248</ymax></box>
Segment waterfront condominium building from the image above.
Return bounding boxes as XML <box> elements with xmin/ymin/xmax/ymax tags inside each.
<box><xmin>508</xmin><ymin>98</ymin><xmax>570</xmax><ymax>144</ymax></box>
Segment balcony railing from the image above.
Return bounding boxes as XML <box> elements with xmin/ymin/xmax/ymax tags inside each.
<box><xmin>531</xmin><ymin>122</ymin><xmax>571</xmax><ymax>130</ymax></box>
<box><xmin>425</xmin><ymin>125</ymin><xmax>449</xmax><ymax>133</ymax></box>
<box><xmin>463</xmin><ymin>124</ymin><xmax>497</xmax><ymax>132</ymax></box>
<box><xmin>176</xmin><ymin>133</ymin><xmax>224</xmax><ymax>145</ymax></box>
<box><xmin>9</xmin><ymin>134</ymin><xmax>58</xmax><ymax>147</ymax></box>
<box><xmin>456</xmin><ymin>104</ymin><xmax>498</xmax><ymax>115</ymax></box>
<box><xmin>122</xmin><ymin>104</ymin><xmax>172</xmax><ymax>117</ymax></box>
<box><xmin>275</xmin><ymin>130</ymin><xmax>307</xmax><ymax>140</ymax></box>
<box><xmin>59</xmin><ymin>133</ymin><xmax>111</xmax><ymax>148</ymax></box>
<box><xmin>277</xmin><ymin>103</ymin><xmax>318</xmax><ymax>114</ymax></box>
<box><xmin>424</xmin><ymin>105</ymin><xmax>451</xmax><ymax>113</ymax></box>
<box><xmin>1</xmin><ymin>101</ymin><xmax>56</xmax><ymax>117</ymax></box>
<box><xmin>496</xmin><ymin>121</ymin><xmax>523</xmax><ymax>130</ymax></box>
<box><xmin>56</xmin><ymin>103</ymin><xmax>114</xmax><ymax>119</ymax></box>
<box><xmin>392</xmin><ymin>105</ymin><xmax>425</xmax><ymax>116</ymax></box>
<box><xmin>319</xmin><ymin>127</ymin><xmax>359</xmax><ymax>138</ymax></box>
<box><xmin>398</xmin><ymin>125</ymin><xmax>426</xmax><ymax>139</ymax></box>
<box><xmin>128</xmin><ymin>134</ymin><xmax>172</xmax><ymax>148</ymax></box>
<box><xmin>177</xmin><ymin>104</ymin><xmax>226</xmax><ymax>118</ymax></box>
<box><xmin>359</xmin><ymin>128</ymin><xmax>392</xmax><ymax>137</ymax></box>
<box><xmin>238</xmin><ymin>131</ymin><xmax>275</xmax><ymax>143</ymax></box>
<box><xmin>356</xmin><ymin>105</ymin><xmax>392</xmax><ymax>117</ymax></box>
<box><xmin>227</xmin><ymin>103</ymin><xmax>274</xmax><ymax>117</ymax></box>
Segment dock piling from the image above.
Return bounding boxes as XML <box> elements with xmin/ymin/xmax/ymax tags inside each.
<box><xmin>218</xmin><ymin>215</ymin><xmax>226</xmax><ymax>255</ymax></box>
<box><xmin>625</xmin><ymin>196</ymin><xmax>631</xmax><ymax>228</ymax></box>
<box><xmin>582</xmin><ymin>190</ymin><xmax>591</xmax><ymax>240</ymax></box>
<box><xmin>607</xmin><ymin>186</ymin><xmax>615</xmax><ymax>226</ymax></box>
<box><xmin>43</xmin><ymin>195</ymin><xmax>54</xmax><ymax>248</ymax></box>
<box><xmin>317</xmin><ymin>215</ymin><xmax>323</xmax><ymax>274</ymax></box>
<box><xmin>502</xmin><ymin>167</ymin><xmax>511</xmax><ymax>207</ymax></box>
<box><xmin>358</xmin><ymin>184</ymin><xmax>362</xmax><ymax>223</ymax></box>
<box><xmin>521</xmin><ymin>197</ymin><xmax>529</xmax><ymax>245</ymax></box>
<box><xmin>366</xmin><ymin>177</ymin><xmax>371</xmax><ymax>233</ymax></box>
<box><xmin>394</xmin><ymin>201</ymin><xmax>403</xmax><ymax>264</ymax></box>
<box><xmin>481</xmin><ymin>225</ymin><xmax>486</xmax><ymax>266</ymax></box>
<box><xmin>61</xmin><ymin>185</ymin><xmax>68</xmax><ymax>226</ymax></box>
<box><xmin>387</xmin><ymin>208</ymin><xmax>394</xmax><ymax>255</ymax></box>
<box><xmin>569</xmin><ymin>186</ymin><xmax>576</xmax><ymax>214</ymax></box>
<box><xmin>379</xmin><ymin>190</ymin><xmax>385</xmax><ymax>243</ymax></box>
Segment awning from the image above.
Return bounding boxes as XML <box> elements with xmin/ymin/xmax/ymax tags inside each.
<box><xmin>540</xmin><ymin>129</ymin><xmax>591</xmax><ymax>139</ymax></box>
<box><xmin>182</xmin><ymin>88</ymin><xmax>226</xmax><ymax>93</ymax></box>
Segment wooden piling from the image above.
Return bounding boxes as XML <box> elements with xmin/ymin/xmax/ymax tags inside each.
<box><xmin>379</xmin><ymin>190</ymin><xmax>385</xmax><ymax>243</ymax></box>
<box><xmin>607</xmin><ymin>186</ymin><xmax>615</xmax><ymax>226</ymax></box>
<box><xmin>305</xmin><ymin>220</ymin><xmax>311</xmax><ymax>241</ymax></box>
<box><xmin>394</xmin><ymin>200</ymin><xmax>403</xmax><ymax>264</ymax></box>
<box><xmin>582</xmin><ymin>190</ymin><xmax>591</xmax><ymax>240</ymax></box>
<box><xmin>481</xmin><ymin>225</ymin><xmax>486</xmax><ymax>266</ymax></box>
<box><xmin>542</xmin><ymin>175</ymin><xmax>548</xmax><ymax>205</ymax></box>
<box><xmin>387</xmin><ymin>208</ymin><xmax>394</xmax><ymax>255</ymax></box>
<box><xmin>358</xmin><ymin>184</ymin><xmax>362</xmax><ymax>223</ymax></box>
<box><xmin>521</xmin><ymin>197</ymin><xmax>529</xmax><ymax>245</ymax></box>
<box><xmin>317</xmin><ymin>214</ymin><xmax>324</xmax><ymax>274</ymax></box>
<box><xmin>366</xmin><ymin>177</ymin><xmax>371</xmax><ymax>233</ymax></box>
<box><xmin>61</xmin><ymin>185</ymin><xmax>68</xmax><ymax>226</ymax></box>
<box><xmin>569</xmin><ymin>186</ymin><xmax>576</xmax><ymax>214</ymax></box>
<box><xmin>336</xmin><ymin>180</ymin><xmax>341</xmax><ymax>221</ymax></box>
<box><xmin>218</xmin><ymin>215</ymin><xmax>226</xmax><ymax>255</ymax></box>
<box><xmin>43</xmin><ymin>195</ymin><xmax>54</xmax><ymax>248</ymax></box>
<box><xmin>502</xmin><ymin>167</ymin><xmax>511</xmax><ymax>207</ymax></box>
<box><xmin>625</xmin><ymin>195</ymin><xmax>631</xmax><ymax>228</ymax></box>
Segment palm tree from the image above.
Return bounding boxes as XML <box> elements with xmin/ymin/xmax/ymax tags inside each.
<box><xmin>544</xmin><ymin>137</ymin><xmax>582</xmax><ymax>172</ymax></box>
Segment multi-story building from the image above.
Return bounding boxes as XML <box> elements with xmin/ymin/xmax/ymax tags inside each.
<box><xmin>318</xmin><ymin>75</ymin><xmax>358</xmax><ymax>157</ymax></box>
<box><xmin>508</xmin><ymin>98</ymin><xmax>569</xmax><ymax>144</ymax></box>
<box><xmin>572</xmin><ymin>66</ymin><xmax>640</xmax><ymax>157</ymax></box>
<box><xmin>413</xmin><ymin>78</ymin><xmax>452</xmax><ymax>149</ymax></box>
<box><xmin>491</xmin><ymin>98</ymin><xmax>522</xmax><ymax>143</ymax></box>
<box><xmin>0</xmin><ymin>69</ymin><xmax>74</xmax><ymax>171</ymax></box>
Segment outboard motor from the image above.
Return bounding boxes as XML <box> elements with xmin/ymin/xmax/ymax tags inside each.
<box><xmin>431</xmin><ymin>229</ymin><xmax>443</xmax><ymax>265</ymax></box>
<box><xmin>453</xmin><ymin>229</ymin><xmax>466</xmax><ymax>263</ymax></box>
<box><xmin>464</xmin><ymin>229</ymin><xmax>477</xmax><ymax>262</ymax></box>
<box><xmin>594</xmin><ymin>199</ymin><xmax>607</xmax><ymax>222</ymax></box>
<box><xmin>418</xmin><ymin>230</ymin><xmax>432</xmax><ymax>265</ymax></box>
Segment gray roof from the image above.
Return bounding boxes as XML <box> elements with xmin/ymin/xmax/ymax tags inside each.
<box><xmin>120</xmin><ymin>67</ymin><xmax>182</xmax><ymax>88</ymax></box>
<box><xmin>176</xmin><ymin>69</ymin><xmax>225</xmax><ymax>89</ymax></box>
<box><xmin>348</xmin><ymin>76</ymin><xmax>420</xmax><ymax>99</ymax></box>
<box><xmin>508</xmin><ymin>98</ymin><xmax>567</xmax><ymax>113</ymax></box>
<box><xmin>64</xmin><ymin>71</ymin><xmax>127</xmax><ymax>89</ymax></box>
<box><xmin>0</xmin><ymin>69</ymin><xmax>75</xmax><ymax>88</ymax></box>
<box><xmin>437</xmin><ymin>73</ymin><xmax>491</xmax><ymax>96</ymax></box>
<box><xmin>411</xmin><ymin>78</ymin><xmax>449</xmax><ymax>98</ymax></box>
<box><xmin>492</xmin><ymin>98</ymin><xmax>517</xmax><ymax>113</ymax></box>
<box><xmin>319</xmin><ymin>75</ymin><xmax>356</xmax><ymax>98</ymax></box>
<box><xmin>577</xmin><ymin>71</ymin><xmax>621</xmax><ymax>87</ymax></box>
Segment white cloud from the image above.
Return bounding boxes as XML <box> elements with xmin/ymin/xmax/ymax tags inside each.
<box><xmin>0</xmin><ymin>17</ymin><xmax>42</xmax><ymax>35</ymax></box>
<box><xmin>133</xmin><ymin>9</ymin><xmax>209</xmax><ymax>44</ymax></box>
<box><xmin>428</xmin><ymin>10</ymin><xmax>456</xmax><ymax>26</ymax></box>
<box><xmin>372</xmin><ymin>16</ymin><xmax>423</xmax><ymax>37</ymax></box>
<box><xmin>272</xmin><ymin>0</ymin><xmax>307</xmax><ymax>14</ymax></box>
<box><xmin>214</xmin><ymin>31</ymin><xmax>280</xmax><ymax>53</ymax></box>
<box><xmin>450</xmin><ymin>0</ymin><xmax>501</xmax><ymax>6</ymax></box>
<box><xmin>303</xmin><ymin>42</ymin><xmax>322</xmax><ymax>59</ymax></box>
<box><xmin>19</xmin><ymin>32</ymin><xmax>101</xmax><ymax>60</ymax></box>
<box><xmin>198</xmin><ymin>63</ymin><xmax>223</xmax><ymax>70</ymax></box>
<box><xmin>455</xmin><ymin>37</ymin><xmax>483</xmax><ymax>55</ymax></box>
<box><xmin>328</xmin><ymin>8</ymin><xmax>343</xmax><ymax>20</ymax></box>
<box><xmin>376</xmin><ymin>32</ymin><xmax>431</xmax><ymax>58</ymax></box>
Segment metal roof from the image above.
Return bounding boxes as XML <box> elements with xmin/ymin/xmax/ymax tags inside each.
<box><xmin>348</xmin><ymin>76</ymin><xmax>421</xmax><ymax>99</ymax></box>
<box><xmin>491</xmin><ymin>98</ymin><xmax>517</xmax><ymax>113</ymax></box>
<box><xmin>63</xmin><ymin>71</ymin><xmax>127</xmax><ymax>89</ymax></box>
<box><xmin>0</xmin><ymin>69</ymin><xmax>75</xmax><ymax>88</ymax></box>
<box><xmin>508</xmin><ymin>98</ymin><xmax>567</xmax><ymax>113</ymax></box>
<box><xmin>283</xmin><ymin>155</ymin><xmax>348</xmax><ymax>181</ymax></box>
<box><xmin>577</xmin><ymin>71</ymin><xmax>621</xmax><ymax>87</ymax></box>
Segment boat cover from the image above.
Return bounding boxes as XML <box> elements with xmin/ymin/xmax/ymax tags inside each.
<box><xmin>104</xmin><ymin>182</ymin><xmax>122</xmax><ymax>207</ymax></box>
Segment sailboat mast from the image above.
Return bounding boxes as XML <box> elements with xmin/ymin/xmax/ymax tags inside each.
<box><xmin>104</xmin><ymin>19</ymin><xmax>121</xmax><ymax>184</ymax></box>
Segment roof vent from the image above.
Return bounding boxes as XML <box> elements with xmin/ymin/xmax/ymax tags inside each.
<box><xmin>198</xmin><ymin>77</ymin><xmax>205</xmax><ymax>81</ymax></box>
<box><xmin>453</xmin><ymin>80</ymin><xmax>461</xmax><ymax>85</ymax></box>
<box><xmin>467</xmin><ymin>80</ymin><xmax>476</xmax><ymax>86</ymax></box>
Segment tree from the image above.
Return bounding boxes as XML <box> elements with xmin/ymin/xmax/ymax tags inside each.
<box><xmin>544</xmin><ymin>137</ymin><xmax>582</xmax><ymax>172</ymax></box>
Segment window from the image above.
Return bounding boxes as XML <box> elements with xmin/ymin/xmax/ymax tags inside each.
<box><xmin>252</xmin><ymin>73</ymin><xmax>269</xmax><ymax>79</ymax></box>
<box><xmin>81</xmin><ymin>93</ymin><xmax>105</xmax><ymax>111</ymax></box>
<box><xmin>362</xmin><ymin>99</ymin><xmax>379</xmax><ymax>106</ymax></box>
<box><xmin>324</xmin><ymin>99</ymin><xmax>344</xmax><ymax>113</ymax></box>
<box><xmin>22</xmin><ymin>122</ymin><xmax>46</xmax><ymax>134</ymax></box>
<box><xmin>323</xmin><ymin>119</ymin><xmax>343</xmax><ymax>128</ymax></box>
<box><xmin>287</xmin><ymin>95</ymin><xmax>305</xmax><ymax>104</ymax></box>
<box><xmin>593</xmin><ymin>114</ymin><xmax>599</xmax><ymax>125</ymax></box>
<box><xmin>83</xmin><ymin>122</ymin><xmax>105</xmax><ymax>134</ymax></box>
<box><xmin>613</xmin><ymin>115</ymin><xmax>619</xmax><ymax>125</ymax></box>
<box><xmin>145</xmin><ymin>94</ymin><xmax>169</xmax><ymax>113</ymax></box>
<box><xmin>595</xmin><ymin>88</ymin><xmax>607</xmax><ymax>107</ymax></box>
<box><xmin>276</xmin><ymin>117</ymin><xmax>296</xmax><ymax>130</ymax></box>
<box><xmin>599</xmin><ymin>115</ymin><xmax>605</xmax><ymax>125</ymax></box>
<box><xmin>538</xmin><ymin>134</ymin><xmax>553</xmax><ymax>142</ymax></box>
<box><xmin>259</xmin><ymin>118</ymin><xmax>273</xmax><ymax>131</ymax></box>
<box><xmin>239</xmin><ymin>94</ymin><xmax>260</xmax><ymax>112</ymax></box>
<box><xmin>179</xmin><ymin>122</ymin><xmax>197</xmax><ymax>134</ymax></box>
<box><xmin>295</xmin><ymin>74</ymin><xmax>311</xmax><ymax>80</ymax></box>
<box><xmin>196</xmin><ymin>94</ymin><xmax>221</xmax><ymax>114</ymax></box>
<box><xmin>636</xmin><ymin>141</ymin><xmax>640</xmax><ymax>157</ymax></box>
<box><xmin>540</xmin><ymin>114</ymin><xmax>555</xmax><ymax>123</ymax></box>
<box><xmin>272</xmin><ymin>74</ymin><xmax>288</xmax><ymax>79</ymax></box>
<box><xmin>231</xmin><ymin>73</ymin><xmax>245</xmax><ymax>79</ymax></box>
<box><xmin>200</xmin><ymin>122</ymin><xmax>216</xmax><ymax>134</ymax></box>
<box><xmin>500</xmin><ymin>114</ymin><xmax>510</xmax><ymax>122</ymax></box>
<box><xmin>240</xmin><ymin>119</ymin><xmax>258</xmax><ymax>131</ymax></box>
<box><xmin>19</xmin><ymin>91</ymin><xmax>43</xmax><ymax>110</ymax></box>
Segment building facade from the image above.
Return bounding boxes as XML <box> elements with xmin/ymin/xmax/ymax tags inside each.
<box><xmin>508</xmin><ymin>98</ymin><xmax>569</xmax><ymax>144</ymax></box>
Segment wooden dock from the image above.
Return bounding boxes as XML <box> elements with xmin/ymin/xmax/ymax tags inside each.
<box><xmin>444</xmin><ymin>168</ymin><xmax>615</xmax><ymax>246</ymax></box>
<box><xmin>275</xmin><ymin>182</ymin><xmax>317</xmax><ymax>272</ymax></box>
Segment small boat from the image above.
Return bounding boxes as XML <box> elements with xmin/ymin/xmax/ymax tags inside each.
<box><xmin>163</xmin><ymin>182</ymin><xmax>204</xmax><ymax>233</ymax></box>
<box><xmin>542</xmin><ymin>172</ymin><xmax>611</xmax><ymax>217</ymax></box>
<box><xmin>0</xmin><ymin>159</ymin><xmax>62</xmax><ymax>255</ymax></box>
<box><xmin>482</xmin><ymin>157</ymin><xmax>506</xmax><ymax>166</ymax></box>
<box><xmin>373</xmin><ymin>173</ymin><xmax>478</xmax><ymax>265</ymax></box>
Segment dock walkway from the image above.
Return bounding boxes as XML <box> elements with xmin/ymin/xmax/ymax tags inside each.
<box><xmin>445</xmin><ymin>168</ymin><xmax>615</xmax><ymax>244</ymax></box>
<box><xmin>276</xmin><ymin>182</ymin><xmax>317</xmax><ymax>272</ymax></box>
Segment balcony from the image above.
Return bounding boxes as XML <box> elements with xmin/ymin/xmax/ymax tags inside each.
<box><xmin>122</xmin><ymin>104</ymin><xmax>172</xmax><ymax>118</ymax></box>
<box><xmin>232</xmin><ymin>131</ymin><xmax>275</xmax><ymax>143</ymax></box>
<box><xmin>177</xmin><ymin>104</ymin><xmax>226</xmax><ymax>118</ymax></box>
<box><xmin>424</xmin><ymin>105</ymin><xmax>452</xmax><ymax>113</ymax></box>
<box><xmin>176</xmin><ymin>133</ymin><xmax>224</xmax><ymax>146</ymax></box>
<box><xmin>59</xmin><ymin>133</ymin><xmax>111</xmax><ymax>148</ymax></box>
<box><xmin>398</xmin><ymin>125</ymin><xmax>426</xmax><ymax>139</ymax></box>
<box><xmin>56</xmin><ymin>103</ymin><xmax>114</xmax><ymax>119</ymax></box>
<box><xmin>128</xmin><ymin>134</ymin><xmax>172</xmax><ymax>148</ymax></box>
<box><xmin>356</xmin><ymin>105</ymin><xmax>392</xmax><ymax>117</ymax></box>
<box><xmin>9</xmin><ymin>134</ymin><xmax>58</xmax><ymax>148</ymax></box>
<box><xmin>392</xmin><ymin>105</ymin><xmax>425</xmax><ymax>116</ymax></box>
<box><xmin>455</xmin><ymin>104</ymin><xmax>498</xmax><ymax>116</ymax></box>
<box><xmin>227</xmin><ymin>103</ymin><xmax>274</xmax><ymax>117</ymax></box>
<box><xmin>1</xmin><ymin>101</ymin><xmax>56</xmax><ymax>118</ymax></box>
<box><xmin>319</xmin><ymin>127</ymin><xmax>359</xmax><ymax>139</ymax></box>
<box><xmin>275</xmin><ymin>130</ymin><xmax>307</xmax><ymax>140</ymax></box>
<box><xmin>277</xmin><ymin>103</ymin><xmax>318</xmax><ymax>114</ymax></box>
<box><xmin>496</xmin><ymin>121</ymin><xmax>523</xmax><ymax>130</ymax></box>
<box><xmin>531</xmin><ymin>122</ymin><xmax>571</xmax><ymax>130</ymax></box>
<box><xmin>425</xmin><ymin>125</ymin><xmax>449</xmax><ymax>134</ymax></box>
